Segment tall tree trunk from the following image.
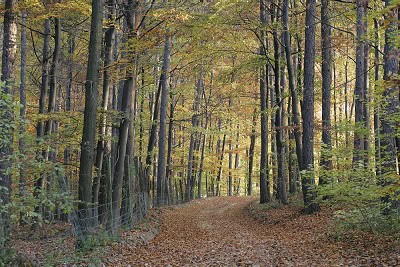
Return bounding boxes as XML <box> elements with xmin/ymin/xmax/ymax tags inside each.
<box><xmin>353</xmin><ymin>0</ymin><xmax>367</xmax><ymax>166</ymax></box>
<box><xmin>272</xmin><ymin>13</ymin><xmax>286</xmax><ymax>203</ymax></box>
<box><xmin>373</xmin><ymin>19</ymin><xmax>381</xmax><ymax>175</ymax></box>
<box><xmin>301</xmin><ymin>0</ymin><xmax>320</xmax><ymax>213</ymax></box>
<box><xmin>93</xmin><ymin>0</ymin><xmax>117</xmax><ymax>212</ymax></box>
<box><xmin>344</xmin><ymin>43</ymin><xmax>350</xmax><ymax>148</ymax></box>
<box><xmin>275</xmin><ymin>28</ymin><xmax>288</xmax><ymax>204</ymax></box>
<box><xmin>283</xmin><ymin>0</ymin><xmax>302</xmax><ymax>172</ymax></box>
<box><xmin>320</xmin><ymin>0</ymin><xmax>333</xmax><ymax>184</ymax></box>
<box><xmin>157</xmin><ymin>34</ymin><xmax>172</xmax><ymax>206</ymax></box>
<box><xmin>112</xmin><ymin>0</ymin><xmax>138</xmax><ymax>232</ymax></box>
<box><xmin>46</xmin><ymin>18</ymin><xmax>61</xmax><ymax>138</ymax></box>
<box><xmin>380</xmin><ymin>0</ymin><xmax>399</xmax><ymax>178</ymax></box>
<box><xmin>43</xmin><ymin>18</ymin><xmax>61</xmax><ymax>189</ymax></box>
<box><xmin>228</xmin><ymin>98</ymin><xmax>233</xmax><ymax>196</ymax></box>
<box><xmin>19</xmin><ymin>11</ymin><xmax>28</xmax><ymax>202</ymax></box>
<box><xmin>185</xmin><ymin>72</ymin><xmax>203</xmax><ymax>201</ymax></box>
<box><xmin>234</xmin><ymin>123</ymin><xmax>240</xmax><ymax>195</ymax></box>
<box><xmin>0</xmin><ymin>0</ymin><xmax>17</xmax><ymax>253</ymax></box>
<box><xmin>166</xmin><ymin>94</ymin><xmax>176</xmax><ymax>202</ymax></box>
<box><xmin>64</xmin><ymin>34</ymin><xmax>75</xmax><ymax>202</ymax></box>
<box><xmin>259</xmin><ymin>0</ymin><xmax>270</xmax><ymax>204</ymax></box>
<box><xmin>145</xmin><ymin>80</ymin><xmax>161</xmax><ymax>195</ymax></box>
<box><xmin>363</xmin><ymin>8</ymin><xmax>370</xmax><ymax>168</ymax></box>
<box><xmin>77</xmin><ymin>0</ymin><xmax>104</xmax><ymax>239</ymax></box>
<box><xmin>248</xmin><ymin>108</ymin><xmax>257</xmax><ymax>196</ymax></box>
<box><xmin>34</xmin><ymin>19</ymin><xmax>51</xmax><ymax>196</ymax></box>
<box><xmin>198</xmin><ymin>111</ymin><xmax>209</xmax><ymax>199</ymax></box>
<box><xmin>216</xmin><ymin>119</ymin><xmax>226</xmax><ymax>197</ymax></box>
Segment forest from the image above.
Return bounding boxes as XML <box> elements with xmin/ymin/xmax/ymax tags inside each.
<box><xmin>0</xmin><ymin>0</ymin><xmax>399</xmax><ymax>265</ymax></box>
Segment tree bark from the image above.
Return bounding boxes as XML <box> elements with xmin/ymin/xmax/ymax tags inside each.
<box><xmin>353</xmin><ymin>0</ymin><xmax>367</xmax><ymax>166</ymax></box>
<box><xmin>320</xmin><ymin>0</ymin><xmax>333</xmax><ymax>184</ymax></box>
<box><xmin>112</xmin><ymin>0</ymin><xmax>138</xmax><ymax>232</ymax></box>
<box><xmin>248</xmin><ymin>108</ymin><xmax>257</xmax><ymax>196</ymax></box>
<box><xmin>283</xmin><ymin>0</ymin><xmax>302</xmax><ymax>172</ymax></box>
<box><xmin>301</xmin><ymin>0</ymin><xmax>320</xmax><ymax>213</ymax></box>
<box><xmin>77</xmin><ymin>0</ymin><xmax>104</xmax><ymax>238</ymax></box>
<box><xmin>19</xmin><ymin>11</ymin><xmax>28</xmax><ymax>202</ymax></box>
<box><xmin>373</xmin><ymin>19</ymin><xmax>381</xmax><ymax>176</ymax></box>
<box><xmin>185</xmin><ymin>71</ymin><xmax>203</xmax><ymax>201</ymax></box>
<box><xmin>0</xmin><ymin>0</ymin><xmax>17</xmax><ymax>252</ymax></box>
<box><xmin>93</xmin><ymin>0</ymin><xmax>117</xmax><ymax>212</ymax></box>
<box><xmin>259</xmin><ymin>0</ymin><xmax>270</xmax><ymax>204</ymax></box>
<box><xmin>380</xmin><ymin>0</ymin><xmax>399</xmax><ymax>176</ymax></box>
<box><xmin>157</xmin><ymin>34</ymin><xmax>172</xmax><ymax>206</ymax></box>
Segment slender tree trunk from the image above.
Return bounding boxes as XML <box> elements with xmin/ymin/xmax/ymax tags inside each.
<box><xmin>157</xmin><ymin>34</ymin><xmax>172</xmax><ymax>206</ymax></box>
<box><xmin>380</xmin><ymin>0</ymin><xmax>399</xmax><ymax>176</ymax></box>
<box><xmin>34</xmin><ymin>19</ymin><xmax>51</xmax><ymax>197</ymax></box>
<box><xmin>198</xmin><ymin>112</ymin><xmax>209</xmax><ymax>199</ymax></box>
<box><xmin>166</xmin><ymin>93</ymin><xmax>176</xmax><ymax>202</ymax></box>
<box><xmin>234</xmin><ymin>124</ymin><xmax>240</xmax><ymax>195</ymax></box>
<box><xmin>320</xmin><ymin>0</ymin><xmax>333</xmax><ymax>184</ymax></box>
<box><xmin>259</xmin><ymin>0</ymin><xmax>270</xmax><ymax>204</ymax></box>
<box><xmin>344</xmin><ymin>44</ymin><xmax>350</xmax><ymax>147</ymax></box>
<box><xmin>276</xmin><ymin>32</ymin><xmax>288</xmax><ymax>204</ymax></box>
<box><xmin>248</xmin><ymin>108</ymin><xmax>257</xmax><ymax>196</ymax></box>
<box><xmin>185</xmin><ymin>72</ymin><xmax>203</xmax><ymax>201</ymax></box>
<box><xmin>77</xmin><ymin>0</ymin><xmax>104</xmax><ymax>239</ymax></box>
<box><xmin>363</xmin><ymin>8</ymin><xmax>370</xmax><ymax>168</ymax></box>
<box><xmin>228</xmin><ymin>98</ymin><xmax>233</xmax><ymax>196</ymax></box>
<box><xmin>19</xmin><ymin>11</ymin><xmax>28</xmax><ymax>202</ymax></box>
<box><xmin>283</xmin><ymin>0</ymin><xmax>302</xmax><ymax>171</ymax></box>
<box><xmin>216</xmin><ymin>119</ymin><xmax>226</xmax><ymax>197</ymax></box>
<box><xmin>64</xmin><ymin>34</ymin><xmax>75</xmax><ymax>203</ymax></box>
<box><xmin>36</xmin><ymin>19</ymin><xmax>50</xmax><ymax>142</ymax></box>
<box><xmin>111</xmin><ymin>0</ymin><xmax>138</xmax><ymax>232</ymax></box>
<box><xmin>93</xmin><ymin>0</ymin><xmax>117</xmax><ymax>211</ymax></box>
<box><xmin>353</xmin><ymin>0</ymin><xmax>367</xmax><ymax>166</ymax></box>
<box><xmin>273</xmin><ymin>15</ymin><xmax>287</xmax><ymax>204</ymax></box>
<box><xmin>301</xmin><ymin>0</ymin><xmax>320</xmax><ymax>213</ymax></box>
<box><xmin>373</xmin><ymin>19</ymin><xmax>381</xmax><ymax>175</ymax></box>
<box><xmin>46</xmin><ymin>17</ymin><xmax>61</xmax><ymax>138</ymax></box>
<box><xmin>0</xmin><ymin>0</ymin><xmax>17</xmax><ymax>253</ymax></box>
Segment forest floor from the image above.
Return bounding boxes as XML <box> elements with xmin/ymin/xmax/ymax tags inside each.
<box><xmin>11</xmin><ymin>196</ymin><xmax>400</xmax><ymax>266</ymax></box>
<box><xmin>107</xmin><ymin>196</ymin><xmax>400</xmax><ymax>266</ymax></box>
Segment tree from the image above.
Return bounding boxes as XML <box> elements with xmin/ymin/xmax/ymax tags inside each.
<box><xmin>320</xmin><ymin>0</ymin><xmax>333</xmax><ymax>182</ymax></box>
<box><xmin>353</xmin><ymin>0</ymin><xmax>367</xmax><ymax>166</ymax></box>
<box><xmin>112</xmin><ymin>0</ymin><xmax>138</xmax><ymax>231</ymax></box>
<box><xmin>157</xmin><ymin>34</ymin><xmax>172</xmax><ymax>206</ymax></box>
<box><xmin>77</xmin><ymin>0</ymin><xmax>104</xmax><ymax>238</ymax></box>
<box><xmin>301</xmin><ymin>0</ymin><xmax>320</xmax><ymax>213</ymax></box>
<box><xmin>0</xmin><ymin>0</ymin><xmax>18</xmax><ymax>254</ymax></box>
<box><xmin>93</xmin><ymin>0</ymin><xmax>117</xmax><ymax>215</ymax></box>
<box><xmin>247</xmin><ymin>108</ymin><xmax>257</xmax><ymax>196</ymax></box>
<box><xmin>19</xmin><ymin>11</ymin><xmax>28</xmax><ymax>201</ymax></box>
<box><xmin>259</xmin><ymin>0</ymin><xmax>270</xmax><ymax>204</ymax></box>
<box><xmin>282</xmin><ymin>0</ymin><xmax>302</xmax><ymax>173</ymax></box>
<box><xmin>380</xmin><ymin>0</ymin><xmax>399</xmax><ymax>203</ymax></box>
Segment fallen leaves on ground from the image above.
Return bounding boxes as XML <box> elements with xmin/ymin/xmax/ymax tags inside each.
<box><xmin>110</xmin><ymin>196</ymin><xmax>400</xmax><ymax>266</ymax></box>
<box><xmin>11</xmin><ymin>197</ymin><xmax>400</xmax><ymax>266</ymax></box>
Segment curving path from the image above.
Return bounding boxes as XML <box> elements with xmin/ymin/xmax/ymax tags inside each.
<box><xmin>111</xmin><ymin>196</ymin><xmax>398</xmax><ymax>266</ymax></box>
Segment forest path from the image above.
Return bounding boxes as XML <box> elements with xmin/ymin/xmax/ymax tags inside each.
<box><xmin>112</xmin><ymin>196</ymin><xmax>337</xmax><ymax>266</ymax></box>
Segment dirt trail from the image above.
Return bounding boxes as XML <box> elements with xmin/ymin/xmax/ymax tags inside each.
<box><xmin>111</xmin><ymin>197</ymin><xmax>311</xmax><ymax>266</ymax></box>
<box><xmin>111</xmin><ymin>197</ymin><xmax>399</xmax><ymax>266</ymax></box>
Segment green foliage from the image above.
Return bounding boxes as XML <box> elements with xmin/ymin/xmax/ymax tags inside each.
<box><xmin>319</xmin><ymin>165</ymin><xmax>400</xmax><ymax>236</ymax></box>
<box><xmin>76</xmin><ymin>231</ymin><xmax>117</xmax><ymax>252</ymax></box>
<box><xmin>0</xmin><ymin>91</ymin><xmax>18</xmax><ymax>150</ymax></box>
<box><xmin>0</xmin><ymin>247</ymin><xmax>16</xmax><ymax>267</ymax></box>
